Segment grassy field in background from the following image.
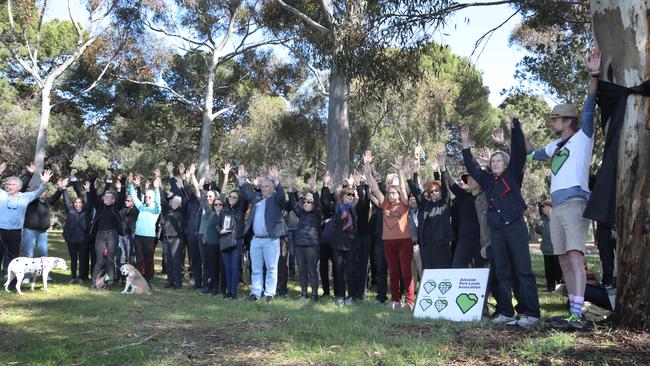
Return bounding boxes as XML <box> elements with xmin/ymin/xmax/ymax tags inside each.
<box><xmin>1</xmin><ymin>231</ymin><xmax>648</xmax><ymax>365</ymax></box>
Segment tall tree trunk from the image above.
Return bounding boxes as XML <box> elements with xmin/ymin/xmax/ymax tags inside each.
<box><xmin>326</xmin><ymin>62</ymin><xmax>351</xmax><ymax>185</ymax></box>
<box><xmin>31</xmin><ymin>84</ymin><xmax>52</xmax><ymax>184</ymax></box>
<box><xmin>198</xmin><ymin>110</ymin><xmax>213</xmax><ymax>180</ymax></box>
<box><xmin>591</xmin><ymin>1</ymin><xmax>650</xmax><ymax>330</ymax></box>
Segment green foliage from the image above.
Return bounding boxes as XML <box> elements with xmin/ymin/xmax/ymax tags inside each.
<box><xmin>349</xmin><ymin>43</ymin><xmax>500</xmax><ymax>172</ymax></box>
<box><xmin>509</xmin><ymin>1</ymin><xmax>592</xmax><ymax>104</ymax></box>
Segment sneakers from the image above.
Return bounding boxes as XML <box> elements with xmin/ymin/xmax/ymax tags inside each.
<box><xmin>402</xmin><ymin>302</ymin><xmax>414</xmax><ymax>312</ymax></box>
<box><xmin>386</xmin><ymin>301</ymin><xmax>401</xmax><ymax>310</ymax></box>
<box><xmin>248</xmin><ymin>294</ymin><xmax>259</xmax><ymax>301</ymax></box>
<box><xmin>516</xmin><ymin>316</ymin><xmax>541</xmax><ymax>328</ymax></box>
<box><xmin>550</xmin><ymin>313</ymin><xmax>586</xmax><ymax>330</ymax></box>
<box><xmin>336</xmin><ymin>297</ymin><xmax>346</xmax><ymax>306</ymax></box>
<box><xmin>491</xmin><ymin>314</ymin><xmax>517</xmax><ymax>325</ymax></box>
<box><xmin>344</xmin><ymin>298</ymin><xmax>354</xmax><ymax>306</ymax></box>
<box><xmin>265</xmin><ymin>296</ymin><xmax>274</xmax><ymax>303</ymax></box>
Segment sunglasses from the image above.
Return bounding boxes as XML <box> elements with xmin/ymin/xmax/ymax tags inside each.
<box><xmin>429</xmin><ymin>189</ymin><xmax>440</xmax><ymax>193</ymax></box>
<box><xmin>344</xmin><ymin>193</ymin><xmax>355</xmax><ymax>197</ymax></box>
<box><xmin>303</xmin><ymin>201</ymin><xmax>314</xmax><ymax>205</ymax></box>
<box><xmin>214</xmin><ymin>203</ymin><xmax>224</xmax><ymax>206</ymax></box>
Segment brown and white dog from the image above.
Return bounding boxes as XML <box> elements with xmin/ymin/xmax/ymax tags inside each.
<box><xmin>120</xmin><ymin>264</ymin><xmax>151</xmax><ymax>295</ymax></box>
<box><xmin>4</xmin><ymin>257</ymin><xmax>68</xmax><ymax>294</ymax></box>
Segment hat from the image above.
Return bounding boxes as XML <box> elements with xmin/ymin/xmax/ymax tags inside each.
<box><xmin>550</xmin><ymin>104</ymin><xmax>579</xmax><ymax>119</ymax></box>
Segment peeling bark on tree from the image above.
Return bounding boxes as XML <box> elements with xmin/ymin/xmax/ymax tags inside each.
<box><xmin>591</xmin><ymin>0</ymin><xmax>650</xmax><ymax>330</ymax></box>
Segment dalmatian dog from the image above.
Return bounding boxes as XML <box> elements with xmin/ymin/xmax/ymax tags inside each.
<box><xmin>4</xmin><ymin>257</ymin><xmax>68</xmax><ymax>294</ymax></box>
<box><xmin>120</xmin><ymin>264</ymin><xmax>151</xmax><ymax>295</ymax></box>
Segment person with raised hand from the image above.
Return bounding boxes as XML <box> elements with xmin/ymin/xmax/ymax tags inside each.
<box><xmin>318</xmin><ymin>170</ymin><xmax>337</xmax><ymax>298</ymax></box>
<box><xmin>20</xmin><ymin>166</ymin><xmax>65</xmax><ymax>283</ymax></box>
<box><xmin>128</xmin><ymin>172</ymin><xmax>162</xmax><ymax>283</ymax></box>
<box><xmin>0</xmin><ymin>168</ymin><xmax>52</xmax><ymax>283</ymax></box>
<box><xmin>288</xmin><ymin>175</ymin><xmax>322</xmax><ymax>301</ymax></box>
<box><xmin>526</xmin><ymin>48</ymin><xmax>601</xmax><ymax>330</ymax></box>
<box><xmin>219</xmin><ymin>162</ymin><xmax>248</xmax><ymax>299</ymax></box>
<box><xmin>237</xmin><ymin>164</ymin><xmax>287</xmax><ymax>302</ymax></box>
<box><xmin>407</xmin><ymin>152</ymin><xmax>454</xmax><ymax>270</ymax></box>
<box><xmin>364</xmin><ymin>151</ymin><xmax>415</xmax><ymax>312</ymax></box>
<box><xmin>461</xmin><ymin>121</ymin><xmax>541</xmax><ymax>329</ymax></box>
<box><xmin>327</xmin><ymin>173</ymin><xmax>361</xmax><ymax>306</ymax></box>
<box><xmin>62</xmin><ymin>175</ymin><xmax>93</xmax><ymax>284</ymax></box>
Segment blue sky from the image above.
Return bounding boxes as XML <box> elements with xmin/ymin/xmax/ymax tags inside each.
<box><xmin>434</xmin><ymin>3</ymin><xmax>526</xmax><ymax>106</ymax></box>
<box><xmin>48</xmin><ymin>1</ymin><xmax>528</xmax><ymax>106</ymax></box>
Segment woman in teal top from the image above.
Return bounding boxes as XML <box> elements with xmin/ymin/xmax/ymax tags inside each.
<box><xmin>127</xmin><ymin>173</ymin><xmax>161</xmax><ymax>282</ymax></box>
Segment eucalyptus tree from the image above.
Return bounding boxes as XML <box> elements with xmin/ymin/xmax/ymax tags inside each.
<box><xmin>121</xmin><ymin>0</ymin><xmax>290</xmax><ymax>178</ymax></box>
<box><xmin>0</xmin><ymin>0</ymin><xmax>133</xmax><ymax>177</ymax></box>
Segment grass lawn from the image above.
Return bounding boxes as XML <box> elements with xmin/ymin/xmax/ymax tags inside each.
<box><xmin>1</xmin><ymin>231</ymin><xmax>648</xmax><ymax>365</ymax></box>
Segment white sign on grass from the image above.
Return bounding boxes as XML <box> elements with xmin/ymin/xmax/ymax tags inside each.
<box><xmin>413</xmin><ymin>268</ymin><xmax>490</xmax><ymax>322</ymax></box>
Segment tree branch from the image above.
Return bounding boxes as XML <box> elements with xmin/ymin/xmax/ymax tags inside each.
<box><xmin>305</xmin><ymin>63</ymin><xmax>329</xmax><ymax>97</ymax></box>
<box><xmin>6</xmin><ymin>0</ymin><xmax>44</xmax><ymax>87</ymax></box>
<box><xmin>68</xmin><ymin>0</ymin><xmax>84</xmax><ymax>45</ymax></box>
<box><xmin>274</xmin><ymin>0</ymin><xmax>331</xmax><ymax>33</ymax></box>
<box><xmin>34</xmin><ymin>0</ymin><xmax>48</xmax><ymax>63</ymax></box>
<box><xmin>319</xmin><ymin>0</ymin><xmax>335</xmax><ymax>26</ymax></box>
<box><xmin>120</xmin><ymin>77</ymin><xmax>199</xmax><ymax>110</ymax></box>
<box><xmin>146</xmin><ymin>20</ymin><xmax>210</xmax><ymax>49</ymax></box>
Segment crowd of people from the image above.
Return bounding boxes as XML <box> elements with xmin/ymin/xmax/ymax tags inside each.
<box><xmin>0</xmin><ymin>48</ymin><xmax>612</xmax><ymax>331</ymax></box>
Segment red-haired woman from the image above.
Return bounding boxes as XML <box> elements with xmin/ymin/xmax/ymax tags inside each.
<box><xmin>363</xmin><ymin>151</ymin><xmax>414</xmax><ymax>311</ymax></box>
<box><xmin>407</xmin><ymin>153</ymin><xmax>454</xmax><ymax>270</ymax></box>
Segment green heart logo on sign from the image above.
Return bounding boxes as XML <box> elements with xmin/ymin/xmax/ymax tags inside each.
<box><xmin>423</xmin><ymin>280</ymin><xmax>436</xmax><ymax>294</ymax></box>
<box><xmin>419</xmin><ymin>298</ymin><xmax>433</xmax><ymax>312</ymax></box>
<box><xmin>551</xmin><ymin>148</ymin><xmax>570</xmax><ymax>175</ymax></box>
<box><xmin>456</xmin><ymin>293</ymin><xmax>479</xmax><ymax>314</ymax></box>
<box><xmin>434</xmin><ymin>299</ymin><xmax>448</xmax><ymax>312</ymax></box>
<box><xmin>438</xmin><ymin>281</ymin><xmax>452</xmax><ymax>295</ymax></box>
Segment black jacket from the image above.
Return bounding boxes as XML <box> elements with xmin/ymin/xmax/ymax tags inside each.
<box><xmin>62</xmin><ymin>190</ymin><xmax>91</xmax><ymax>243</ymax></box>
<box><xmin>119</xmin><ymin>206</ymin><xmax>139</xmax><ymax>235</ymax></box>
<box><xmin>289</xmin><ymin>190</ymin><xmax>321</xmax><ymax>247</ymax></box>
<box><xmin>88</xmin><ymin>178</ymin><xmax>126</xmax><ymax>236</ymax></box>
<box><xmin>463</xmin><ymin>119</ymin><xmax>528</xmax><ymax>228</ymax></box>
<box><xmin>160</xmin><ymin>192</ymin><xmax>184</xmax><ymax>237</ymax></box>
<box><xmin>447</xmin><ymin>173</ymin><xmax>481</xmax><ymax>243</ymax></box>
<box><xmin>408</xmin><ymin>172</ymin><xmax>454</xmax><ymax>246</ymax></box>
<box><xmin>21</xmin><ymin>173</ymin><xmax>63</xmax><ymax>231</ymax></box>
<box><xmin>333</xmin><ymin>204</ymin><xmax>358</xmax><ymax>251</ymax></box>
<box><xmin>355</xmin><ymin>184</ymin><xmax>371</xmax><ymax>235</ymax></box>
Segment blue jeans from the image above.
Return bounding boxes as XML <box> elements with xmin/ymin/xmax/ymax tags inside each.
<box><xmin>222</xmin><ymin>238</ymin><xmax>243</xmax><ymax>297</ymax></box>
<box><xmin>22</xmin><ymin>229</ymin><xmax>48</xmax><ymax>258</ymax></box>
<box><xmin>22</xmin><ymin>229</ymin><xmax>48</xmax><ymax>280</ymax></box>
<box><xmin>489</xmin><ymin>218</ymin><xmax>540</xmax><ymax>318</ymax></box>
<box><xmin>250</xmin><ymin>237</ymin><xmax>280</xmax><ymax>298</ymax></box>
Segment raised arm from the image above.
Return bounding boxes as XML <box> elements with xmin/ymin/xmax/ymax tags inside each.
<box><xmin>288</xmin><ymin>190</ymin><xmax>303</xmax><ymax>216</ymax></box>
<box><xmin>581</xmin><ymin>47</ymin><xmax>600</xmax><ymax>138</ymax></box>
<box><xmin>236</xmin><ymin>165</ymin><xmax>256</xmax><ymax>203</ymax></box>
<box><xmin>436</xmin><ymin>153</ymin><xmax>450</xmax><ymax>203</ymax></box>
<box><xmin>128</xmin><ymin>174</ymin><xmax>144</xmax><ymax>210</ymax></box>
<box><xmin>391</xmin><ymin>156</ymin><xmax>409</xmax><ymax>206</ymax></box>
<box><xmin>62</xmin><ymin>188</ymin><xmax>74</xmax><ymax>212</ymax></box>
<box><xmin>48</xmin><ymin>178</ymin><xmax>67</xmax><ymax>204</ymax></box>
<box><xmin>152</xmin><ymin>178</ymin><xmax>162</xmax><ymax>214</ymax></box>
<box><xmin>460</xmin><ymin>126</ymin><xmax>490</xmax><ymax>189</ymax></box>
<box><xmin>221</xmin><ymin>163</ymin><xmax>231</xmax><ymax>194</ymax></box>
<box><xmin>268</xmin><ymin>166</ymin><xmax>286</xmax><ymax>208</ymax></box>
<box><xmin>23</xmin><ymin>170</ymin><xmax>51</xmax><ymax>202</ymax></box>
<box><xmin>187</xmin><ymin>164</ymin><xmax>202</xmax><ymax>199</ymax></box>
<box><xmin>362</xmin><ymin>150</ymin><xmax>385</xmax><ymax>205</ymax></box>
<box><xmin>509</xmin><ymin>118</ymin><xmax>527</xmax><ymax>177</ymax></box>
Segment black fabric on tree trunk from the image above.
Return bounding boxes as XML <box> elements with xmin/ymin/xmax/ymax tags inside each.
<box><xmin>584</xmin><ymin>80</ymin><xmax>650</xmax><ymax>225</ymax></box>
